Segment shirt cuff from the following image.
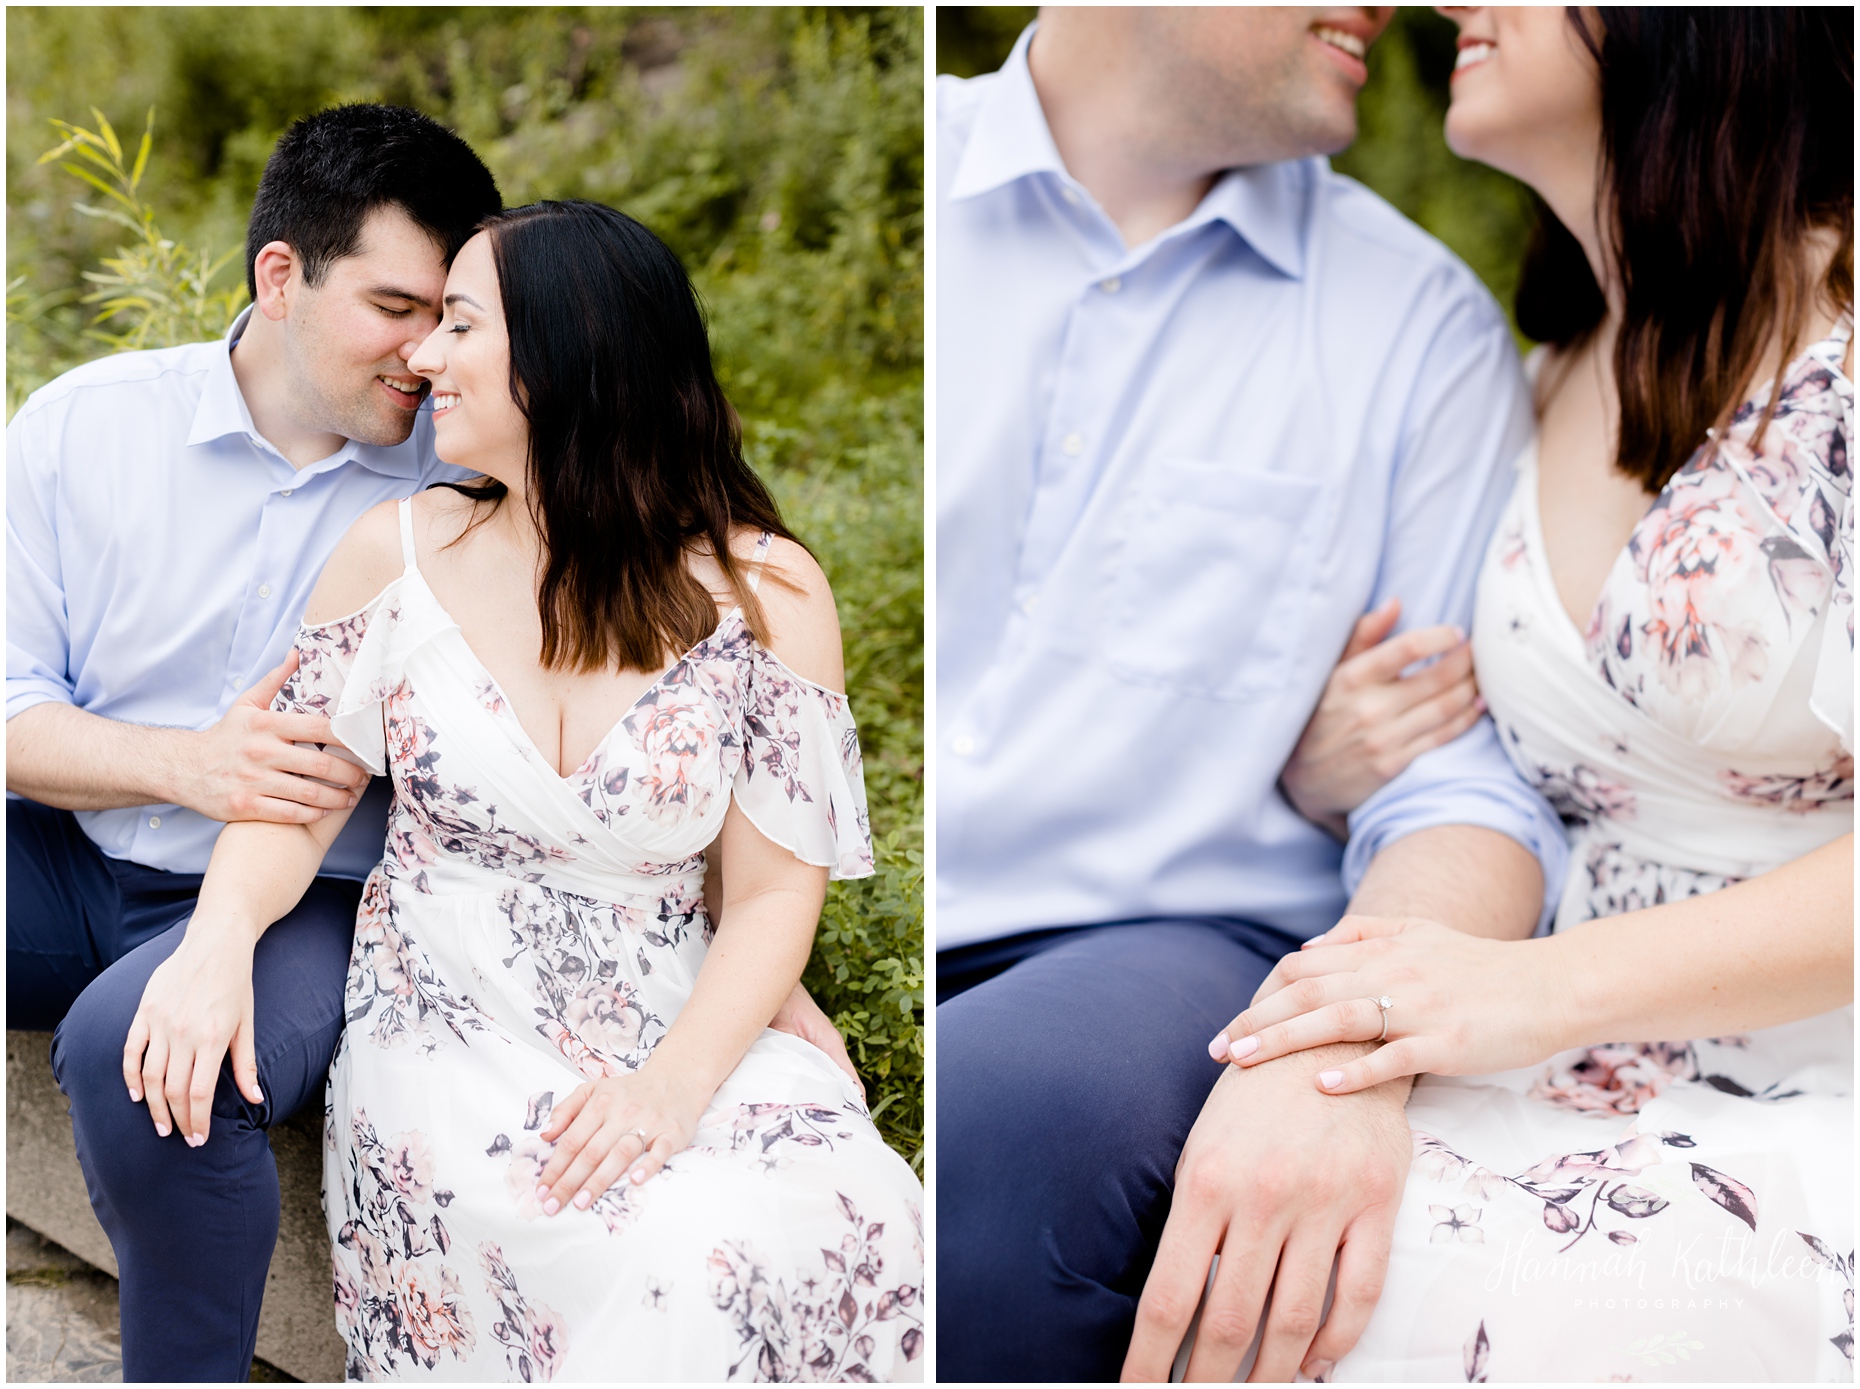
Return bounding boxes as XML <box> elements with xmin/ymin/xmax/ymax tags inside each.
<box><xmin>1341</xmin><ymin>733</ymin><xmax>1569</xmax><ymax>935</ymax></box>
<box><xmin>5</xmin><ymin>680</ymin><xmax>73</xmax><ymax>724</ymax></box>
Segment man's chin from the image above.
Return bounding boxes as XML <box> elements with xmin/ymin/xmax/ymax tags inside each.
<box><xmin>341</xmin><ymin>407</ymin><xmax>421</xmax><ymax>449</ymax></box>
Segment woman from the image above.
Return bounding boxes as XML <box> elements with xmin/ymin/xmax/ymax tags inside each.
<box><xmin>1224</xmin><ymin>8</ymin><xmax>1852</xmax><ymax>1381</ymax></box>
<box><xmin>122</xmin><ymin>201</ymin><xmax>924</xmax><ymax>1381</ymax></box>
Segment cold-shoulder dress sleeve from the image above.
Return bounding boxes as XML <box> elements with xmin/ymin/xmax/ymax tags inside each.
<box><xmin>732</xmin><ymin>644</ymin><xmax>875</xmax><ymax>880</ymax></box>
<box><xmin>270</xmin><ymin>596</ymin><xmax>402</xmax><ymax>776</ymax></box>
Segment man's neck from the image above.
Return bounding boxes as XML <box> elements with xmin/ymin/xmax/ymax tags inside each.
<box><xmin>228</xmin><ymin>318</ymin><xmax>349</xmax><ymax>470</ymax></box>
<box><xmin>1027</xmin><ymin>23</ymin><xmax>1217</xmax><ymax>252</ymax></box>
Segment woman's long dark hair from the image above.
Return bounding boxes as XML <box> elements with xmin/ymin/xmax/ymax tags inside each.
<box><xmin>441</xmin><ymin>199</ymin><xmax>798</xmax><ymax>673</ymax></box>
<box><xmin>1514</xmin><ymin>8</ymin><xmax>1854</xmax><ymax>494</ymax></box>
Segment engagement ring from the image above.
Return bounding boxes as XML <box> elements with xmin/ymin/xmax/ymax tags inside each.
<box><xmin>1373</xmin><ymin>995</ymin><xmax>1394</xmax><ymax>1041</ymax></box>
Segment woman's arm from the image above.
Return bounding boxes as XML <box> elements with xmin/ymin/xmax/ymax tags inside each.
<box><xmin>1212</xmin><ymin>833</ymin><xmax>1852</xmax><ymax>1093</ymax></box>
<box><xmin>535</xmin><ymin>536</ymin><xmax>846</xmax><ymax>1212</ymax></box>
<box><xmin>122</xmin><ymin>796</ymin><xmax>359</xmax><ymax>1146</ymax></box>
<box><xmin>120</xmin><ymin>501</ymin><xmax>403</xmax><ymax>1145</ymax></box>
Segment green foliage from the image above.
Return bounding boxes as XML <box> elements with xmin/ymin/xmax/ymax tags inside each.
<box><xmin>1330</xmin><ymin>10</ymin><xmax>1535</xmax><ymax>342</ymax></box>
<box><xmin>7</xmin><ymin>6</ymin><xmax>923</xmax><ymax>1167</ymax></box>
<box><xmin>931</xmin><ymin>7</ymin><xmax>1536</xmax><ymax>335</ymax></box>
<box><xmin>40</xmin><ymin>108</ymin><xmax>248</xmax><ymax>357</ymax></box>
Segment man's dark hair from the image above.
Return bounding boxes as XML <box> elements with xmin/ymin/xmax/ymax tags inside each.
<box><xmin>244</xmin><ymin>104</ymin><xmax>502</xmax><ymax>299</ymax></box>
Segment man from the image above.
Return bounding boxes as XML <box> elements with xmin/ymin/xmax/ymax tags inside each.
<box><xmin>935</xmin><ymin>9</ymin><xmax>1568</xmax><ymax>1383</ymax></box>
<box><xmin>7</xmin><ymin>103</ymin><xmax>849</xmax><ymax>1381</ymax></box>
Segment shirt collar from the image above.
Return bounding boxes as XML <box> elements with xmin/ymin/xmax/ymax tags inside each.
<box><xmin>948</xmin><ymin>22</ymin><xmax>1309</xmax><ymax>281</ymax></box>
<box><xmin>186</xmin><ymin>305</ymin><xmax>429</xmax><ymax>480</ymax></box>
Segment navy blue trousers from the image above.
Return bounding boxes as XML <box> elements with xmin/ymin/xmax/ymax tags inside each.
<box><xmin>7</xmin><ymin>798</ymin><xmax>357</xmax><ymax>1382</ymax></box>
<box><xmin>936</xmin><ymin>917</ymin><xmax>1301</xmax><ymax>1383</ymax></box>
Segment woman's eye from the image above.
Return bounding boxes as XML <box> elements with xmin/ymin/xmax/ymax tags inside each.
<box><xmin>449</xmin><ymin>322</ymin><xmax>470</xmax><ymax>334</ymax></box>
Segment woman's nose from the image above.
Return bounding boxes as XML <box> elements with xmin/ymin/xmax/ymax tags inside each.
<box><xmin>407</xmin><ymin>327</ymin><xmax>443</xmax><ymax>376</ymax></box>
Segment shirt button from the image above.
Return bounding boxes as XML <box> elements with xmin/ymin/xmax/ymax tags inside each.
<box><xmin>1061</xmin><ymin>433</ymin><xmax>1086</xmax><ymax>457</ymax></box>
<box><xmin>1101</xmin><ymin>277</ymin><xmax>1122</xmax><ymax>294</ymax></box>
<box><xmin>1022</xmin><ymin>594</ymin><xmax>1040</xmax><ymax>615</ymax></box>
<box><xmin>257</xmin><ymin>583</ymin><xmax>272</xmax><ymax>599</ymax></box>
<box><xmin>280</xmin><ymin>488</ymin><xmax>293</xmax><ymax>497</ymax></box>
<box><xmin>1060</xmin><ymin>187</ymin><xmax>1080</xmax><ymax>206</ymax></box>
<box><xmin>148</xmin><ymin>815</ymin><xmax>161</xmax><ymax>829</ymax></box>
<box><xmin>951</xmin><ymin>735</ymin><xmax>977</xmax><ymax>757</ymax></box>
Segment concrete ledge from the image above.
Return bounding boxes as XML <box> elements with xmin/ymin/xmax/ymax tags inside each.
<box><xmin>5</xmin><ymin>1030</ymin><xmax>345</xmax><ymax>1383</ymax></box>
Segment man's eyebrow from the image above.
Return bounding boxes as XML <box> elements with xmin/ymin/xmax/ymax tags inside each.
<box><xmin>366</xmin><ymin>284</ymin><xmax>435</xmax><ymax>307</ymax></box>
<box><xmin>444</xmin><ymin>292</ymin><xmax>486</xmax><ymax>310</ymax></box>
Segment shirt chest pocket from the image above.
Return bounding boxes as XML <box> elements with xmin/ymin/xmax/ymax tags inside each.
<box><xmin>1100</xmin><ymin>459</ymin><xmax>1329</xmax><ymax>701</ymax></box>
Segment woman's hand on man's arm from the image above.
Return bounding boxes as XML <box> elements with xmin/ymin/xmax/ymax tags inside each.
<box><xmin>1213</xmin><ymin>833</ymin><xmax>1853</xmax><ymax>1093</ymax></box>
<box><xmin>1281</xmin><ymin>598</ymin><xmax>1484</xmax><ymax>837</ymax></box>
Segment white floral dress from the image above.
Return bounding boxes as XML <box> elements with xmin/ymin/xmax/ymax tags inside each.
<box><xmin>1332</xmin><ymin>322</ymin><xmax>1854</xmax><ymax>1382</ymax></box>
<box><xmin>276</xmin><ymin>500</ymin><xmax>925</xmax><ymax>1383</ymax></box>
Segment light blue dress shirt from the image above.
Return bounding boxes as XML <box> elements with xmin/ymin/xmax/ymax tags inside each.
<box><xmin>936</xmin><ymin>29</ymin><xmax>1567</xmax><ymax>951</ymax></box>
<box><xmin>7</xmin><ymin>307</ymin><xmax>470</xmax><ymax>880</ymax></box>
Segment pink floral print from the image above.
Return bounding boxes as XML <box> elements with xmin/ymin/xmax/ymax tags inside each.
<box><xmin>280</xmin><ymin>516</ymin><xmax>917</xmax><ymax>1381</ymax></box>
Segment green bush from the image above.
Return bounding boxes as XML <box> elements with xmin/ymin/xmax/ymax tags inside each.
<box><xmin>6</xmin><ymin>6</ymin><xmax>924</xmax><ymax>1169</ymax></box>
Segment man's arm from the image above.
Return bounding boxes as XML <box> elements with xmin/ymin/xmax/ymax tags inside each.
<box><xmin>1121</xmin><ymin>827</ymin><xmax>1541</xmax><ymax>1383</ymax></box>
<box><xmin>6</xmin><ymin>401</ymin><xmax>365</xmax><ymax>823</ymax></box>
<box><xmin>1125</xmin><ymin>277</ymin><xmax>1556</xmax><ymax>1384</ymax></box>
<box><xmin>6</xmin><ymin>663</ymin><xmax>368</xmax><ymax>823</ymax></box>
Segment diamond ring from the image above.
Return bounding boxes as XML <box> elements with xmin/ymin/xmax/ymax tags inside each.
<box><xmin>1372</xmin><ymin>995</ymin><xmax>1394</xmax><ymax>1042</ymax></box>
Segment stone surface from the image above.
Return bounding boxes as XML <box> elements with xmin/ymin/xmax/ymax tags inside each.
<box><xmin>6</xmin><ymin>1031</ymin><xmax>343</xmax><ymax>1382</ymax></box>
<box><xmin>5</xmin><ymin>1221</ymin><xmax>297</xmax><ymax>1383</ymax></box>
<box><xmin>6</xmin><ymin>1221</ymin><xmax>123</xmax><ymax>1384</ymax></box>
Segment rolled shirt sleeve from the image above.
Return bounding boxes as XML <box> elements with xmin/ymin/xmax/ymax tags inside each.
<box><xmin>1339</xmin><ymin>281</ymin><xmax>1567</xmax><ymax>931</ymax></box>
<box><xmin>6</xmin><ymin>399</ymin><xmax>76</xmax><ymax>721</ymax></box>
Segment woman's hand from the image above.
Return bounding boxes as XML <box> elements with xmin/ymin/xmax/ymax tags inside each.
<box><xmin>122</xmin><ymin>919</ymin><xmax>266</xmax><ymax>1146</ymax></box>
<box><xmin>533</xmin><ymin>1062</ymin><xmax>709</xmax><ymax>1214</ymax></box>
<box><xmin>1281</xmin><ymin>600</ymin><xmax>1485</xmax><ymax>837</ymax></box>
<box><xmin>1206</xmin><ymin>915</ymin><xmax>1574</xmax><ymax>1093</ymax></box>
<box><xmin>769</xmin><ymin>982</ymin><xmax>865</xmax><ymax>1101</ymax></box>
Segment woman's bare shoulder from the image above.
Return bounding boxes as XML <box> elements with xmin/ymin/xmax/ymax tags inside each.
<box><xmin>303</xmin><ymin>498</ymin><xmax>406</xmax><ymax>625</ymax></box>
<box><xmin>747</xmin><ymin>534</ymin><xmax>843</xmax><ymax>694</ymax></box>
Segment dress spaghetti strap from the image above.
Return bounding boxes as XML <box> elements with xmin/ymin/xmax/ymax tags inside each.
<box><xmin>397</xmin><ymin>496</ymin><xmax>420</xmax><ymax>574</ymax></box>
<box><xmin>745</xmin><ymin>531</ymin><xmax>773</xmax><ymax>594</ymax></box>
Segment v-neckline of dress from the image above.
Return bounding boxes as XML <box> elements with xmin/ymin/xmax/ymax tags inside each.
<box><xmin>404</xmin><ymin>563</ymin><xmax>745</xmax><ymax>787</ymax></box>
<box><xmin>1523</xmin><ymin>313</ymin><xmax>1857</xmax><ymax>661</ymax></box>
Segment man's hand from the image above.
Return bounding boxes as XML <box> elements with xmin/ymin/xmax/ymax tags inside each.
<box><xmin>181</xmin><ymin>651</ymin><xmax>368</xmax><ymax>823</ymax></box>
<box><xmin>1122</xmin><ymin>1046</ymin><xmax>1411</xmax><ymax>1383</ymax></box>
<box><xmin>770</xmin><ymin>982</ymin><xmax>865</xmax><ymax>1102</ymax></box>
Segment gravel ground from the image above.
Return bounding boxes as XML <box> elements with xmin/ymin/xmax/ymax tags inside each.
<box><xmin>5</xmin><ymin>1220</ymin><xmax>293</xmax><ymax>1383</ymax></box>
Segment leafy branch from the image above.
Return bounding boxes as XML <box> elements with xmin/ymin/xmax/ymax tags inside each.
<box><xmin>37</xmin><ymin>107</ymin><xmax>248</xmax><ymax>352</ymax></box>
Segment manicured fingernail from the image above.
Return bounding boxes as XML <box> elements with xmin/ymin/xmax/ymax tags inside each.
<box><xmin>1319</xmin><ymin>1070</ymin><xmax>1345</xmax><ymax>1089</ymax></box>
<box><xmin>189</xmin><ymin>1132</ymin><xmax>205</xmax><ymax>1147</ymax></box>
<box><xmin>1452</xmin><ymin>625</ymin><xmax>1466</xmax><ymax>642</ymax></box>
<box><xmin>1229</xmin><ymin>1035</ymin><xmax>1259</xmax><ymax>1061</ymax></box>
<box><xmin>1305</xmin><ymin>1358</ymin><xmax>1335</xmax><ymax>1382</ymax></box>
<box><xmin>535</xmin><ymin>1183</ymin><xmax>550</xmax><ymax>1199</ymax></box>
<box><xmin>1207</xmin><ymin>1031</ymin><xmax>1229</xmax><ymax>1060</ymax></box>
<box><xmin>543</xmin><ymin>1197</ymin><xmax>560</xmax><ymax>1215</ymax></box>
<box><xmin>1474</xmin><ymin>695</ymin><xmax>1487</xmax><ymax>712</ymax></box>
<box><xmin>574</xmin><ymin>1190</ymin><xmax>592</xmax><ymax>1209</ymax></box>
<box><xmin>128</xmin><ymin>1089</ymin><xmax>141</xmax><ymax>1102</ymax></box>
<box><xmin>631</xmin><ymin>1167</ymin><xmax>649</xmax><ymax>1185</ymax></box>
<box><xmin>155</xmin><ymin>1122</ymin><xmax>171</xmax><ymax>1137</ymax></box>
